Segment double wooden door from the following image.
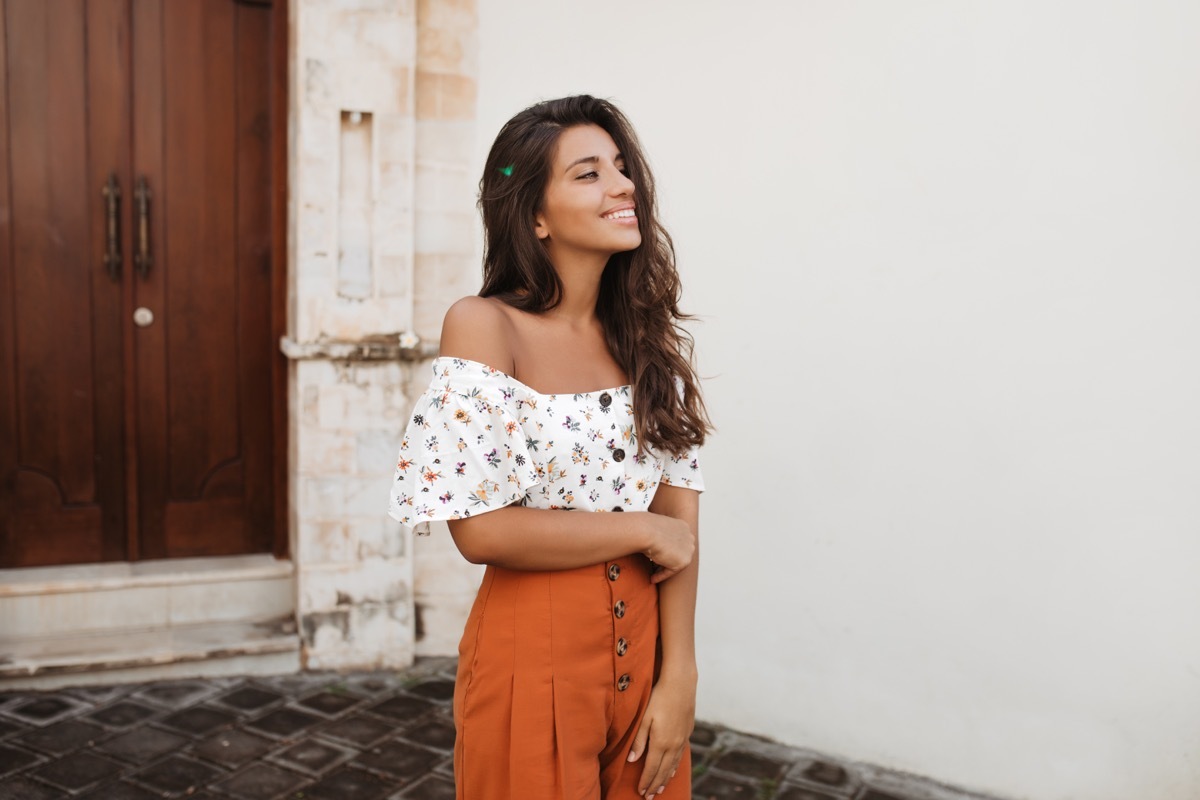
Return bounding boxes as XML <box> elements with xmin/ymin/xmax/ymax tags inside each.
<box><xmin>0</xmin><ymin>0</ymin><xmax>286</xmax><ymax>568</ymax></box>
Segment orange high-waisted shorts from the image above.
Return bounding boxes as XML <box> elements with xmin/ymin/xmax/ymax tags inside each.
<box><xmin>452</xmin><ymin>553</ymin><xmax>691</xmax><ymax>799</ymax></box>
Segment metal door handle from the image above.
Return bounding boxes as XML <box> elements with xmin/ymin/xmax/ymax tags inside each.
<box><xmin>102</xmin><ymin>174</ymin><xmax>121</xmax><ymax>281</ymax></box>
<box><xmin>134</xmin><ymin>176</ymin><xmax>152</xmax><ymax>279</ymax></box>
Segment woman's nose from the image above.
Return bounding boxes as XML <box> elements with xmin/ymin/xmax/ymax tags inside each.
<box><xmin>609</xmin><ymin>166</ymin><xmax>635</xmax><ymax>196</ymax></box>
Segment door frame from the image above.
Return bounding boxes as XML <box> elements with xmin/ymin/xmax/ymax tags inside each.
<box><xmin>269</xmin><ymin>0</ymin><xmax>288</xmax><ymax>558</ymax></box>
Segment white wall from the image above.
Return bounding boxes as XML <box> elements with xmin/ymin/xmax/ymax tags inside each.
<box><xmin>474</xmin><ymin>2</ymin><xmax>1200</xmax><ymax>798</ymax></box>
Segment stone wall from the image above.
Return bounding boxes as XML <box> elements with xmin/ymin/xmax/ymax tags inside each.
<box><xmin>288</xmin><ymin>0</ymin><xmax>478</xmax><ymax>670</ymax></box>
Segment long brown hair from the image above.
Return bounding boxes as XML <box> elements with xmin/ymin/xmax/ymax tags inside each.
<box><xmin>477</xmin><ymin>95</ymin><xmax>711</xmax><ymax>458</ymax></box>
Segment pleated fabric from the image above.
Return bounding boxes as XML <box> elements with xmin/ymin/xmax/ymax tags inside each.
<box><xmin>453</xmin><ymin>554</ymin><xmax>691</xmax><ymax>799</ymax></box>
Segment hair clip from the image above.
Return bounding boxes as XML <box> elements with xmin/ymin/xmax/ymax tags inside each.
<box><xmin>498</xmin><ymin>164</ymin><xmax>514</xmax><ymax>177</ymax></box>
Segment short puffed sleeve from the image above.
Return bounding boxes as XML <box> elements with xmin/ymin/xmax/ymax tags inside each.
<box><xmin>658</xmin><ymin>443</ymin><xmax>705</xmax><ymax>492</ymax></box>
<box><xmin>387</xmin><ymin>359</ymin><xmax>541</xmax><ymax>532</ymax></box>
<box><xmin>656</xmin><ymin>374</ymin><xmax>706</xmax><ymax>492</ymax></box>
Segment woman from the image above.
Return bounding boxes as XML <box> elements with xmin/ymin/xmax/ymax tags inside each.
<box><xmin>389</xmin><ymin>95</ymin><xmax>710</xmax><ymax>799</ymax></box>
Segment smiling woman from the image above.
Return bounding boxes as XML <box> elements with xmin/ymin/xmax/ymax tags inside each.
<box><xmin>388</xmin><ymin>95</ymin><xmax>711</xmax><ymax>800</ymax></box>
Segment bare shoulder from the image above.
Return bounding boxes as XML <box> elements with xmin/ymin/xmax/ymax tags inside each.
<box><xmin>439</xmin><ymin>296</ymin><xmax>516</xmax><ymax>373</ymax></box>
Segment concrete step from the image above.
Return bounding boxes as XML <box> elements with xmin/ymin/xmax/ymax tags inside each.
<box><xmin>0</xmin><ymin>554</ymin><xmax>300</xmax><ymax>688</ymax></box>
<box><xmin>0</xmin><ymin>616</ymin><xmax>301</xmax><ymax>689</ymax></box>
<box><xmin>0</xmin><ymin>553</ymin><xmax>295</xmax><ymax>638</ymax></box>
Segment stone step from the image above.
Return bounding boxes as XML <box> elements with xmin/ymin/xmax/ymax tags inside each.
<box><xmin>0</xmin><ymin>616</ymin><xmax>301</xmax><ymax>689</ymax></box>
<box><xmin>0</xmin><ymin>553</ymin><xmax>295</xmax><ymax>639</ymax></box>
<box><xmin>0</xmin><ymin>554</ymin><xmax>300</xmax><ymax>688</ymax></box>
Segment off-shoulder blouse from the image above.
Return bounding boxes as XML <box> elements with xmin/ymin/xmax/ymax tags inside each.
<box><xmin>387</xmin><ymin>357</ymin><xmax>704</xmax><ymax>532</ymax></box>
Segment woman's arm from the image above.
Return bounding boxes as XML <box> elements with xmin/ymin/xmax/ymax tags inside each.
<box><xmin>629</xmin><ymin>482</ymin><xmax>700</xmax><ymax>797</ymax></box>
<box><xmin>649</xmin><ymin>483</ymin><xmax>700</xmax><ymax>677</ymax></box>
<box><xmin>446</xmin><ymin>505</ymin><xmax>693</xmax><ymax>572</ymax></box>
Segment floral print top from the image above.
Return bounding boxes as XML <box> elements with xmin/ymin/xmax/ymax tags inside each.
<box><xmin>387</xmin><ymin>357</ymin><xmax>704</xmax><ymax>532</ymax></box>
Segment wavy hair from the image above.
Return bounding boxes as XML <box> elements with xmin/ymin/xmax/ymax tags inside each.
<box><xmin>477</xmin><ymin>95</ymin><xmax>711</xmax><ymax>458</ymax></box>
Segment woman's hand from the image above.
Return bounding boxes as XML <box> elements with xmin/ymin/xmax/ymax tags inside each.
<box><xmin>627</xmin><ymin>673</ymin><xmax>697</xmax><ymax>796</ymax></box>
<box><xmin>639</xmin><ymin>513</ymin><xmax>695</xmax><ymax>584</ymax></box>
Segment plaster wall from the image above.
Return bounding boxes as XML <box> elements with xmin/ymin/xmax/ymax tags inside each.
<box><xmin>287</xmin><ymin>0</ymin><xmax>478</xmax><ymax>669</ymax></box>
<box><xmin>472</xmin><ymin>2</ymin><xmax>1200</xmax><ymax>799</ymax></box>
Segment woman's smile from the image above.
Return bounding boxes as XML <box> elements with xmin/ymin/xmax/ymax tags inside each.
<box><xmin>602</xmin><ymin>203</ymin><xmax>638</xmax><ymax>224</ymax></box>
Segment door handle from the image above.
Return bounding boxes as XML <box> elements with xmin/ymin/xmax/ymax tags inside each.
<box><xmin>134</xmin><ymin>176</ymin><xmax>152</xmax><ymax>279</ymax></box>
<box><xmin>102</xmin><ymin>174</ymin><xmax>121</xmax><ymax>281</ymax></box>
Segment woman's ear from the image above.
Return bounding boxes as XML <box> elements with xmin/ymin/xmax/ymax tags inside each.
<box><xmin>534</xmin><ymin>212</ymin><xmax>550</xmax><ymax>240</ymax></box>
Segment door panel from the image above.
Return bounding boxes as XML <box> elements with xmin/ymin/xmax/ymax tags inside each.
<box><xmin>0</xmin><ymin>0</ymin><xmax>130</xmax><ymax>567</ymax></box>
<box><xmin>133</xmin><ymin>0</ymin><xmax>274</xmax><ymax>558</ymax></box>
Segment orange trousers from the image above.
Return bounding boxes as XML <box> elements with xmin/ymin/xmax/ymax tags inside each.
<box><xmin>452</xmin><ymin>553</ymin><xmax>691</xmax><ymax>799</ymax></box>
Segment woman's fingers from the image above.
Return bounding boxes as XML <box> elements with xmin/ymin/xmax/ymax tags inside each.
<box><xmin>638</xmin><ymin>745</ymin><xmax>669</xmax><ymax>796</ymax></box>
<box><xmin>649</xmin><ymin>566</ymin><xmax>681</xmax><ymax>584</ymax></box>
<box><xmin>640</xmin><ymin>742</ymin><xmax>687</xmax><ymax>796</ymax></box>
<box><xmin>628</xmin><ymin>716</ymin><xmax>652</xmax><ymax>764</ymax></box>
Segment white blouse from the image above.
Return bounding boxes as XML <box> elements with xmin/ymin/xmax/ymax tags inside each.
<box><xmin>387</xmin><ymin>357</ymin><xmax>704</xmax><ymax>532</ymax></box>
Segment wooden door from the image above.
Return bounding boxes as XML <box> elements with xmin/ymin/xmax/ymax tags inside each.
<box><xmin>0</xmin><ymin>0</ymin><xmax>286</xmax><ymax>567</ymax></box>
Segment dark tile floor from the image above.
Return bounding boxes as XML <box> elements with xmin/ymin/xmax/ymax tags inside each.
<box><xmin>0</xmin><ymin>658</ymin><xmax>996</xmax><ymax>800</ymax></box>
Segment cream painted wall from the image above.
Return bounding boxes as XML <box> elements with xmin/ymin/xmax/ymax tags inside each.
<box><xmin>473</xmin><ymin>2</ymin><xmax>1200</xmax><ymax>799</ymax></box>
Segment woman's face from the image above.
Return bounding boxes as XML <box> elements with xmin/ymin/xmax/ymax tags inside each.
<box><xmin>535</xmin><ymin>124</ymin><xmax>641</xmax><ymax>261</ymax></box>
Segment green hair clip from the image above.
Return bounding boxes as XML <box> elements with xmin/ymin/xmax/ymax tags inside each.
<box><xmin>498</xmin><ymin>164</ymin><xmax>514</xmax><ymax>177</ymax></box>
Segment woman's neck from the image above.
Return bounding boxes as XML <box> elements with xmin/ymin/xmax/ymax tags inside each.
<box><xmin>547</xmin><ymin>252</ymin><xmax>607</xmax><ymax>326</ymax></box>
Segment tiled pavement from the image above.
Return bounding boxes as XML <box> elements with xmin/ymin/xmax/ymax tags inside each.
<box><xmin>0</xmin><ymin>657</ymin><xmax>997</xmax><ymax>800</ymax></box>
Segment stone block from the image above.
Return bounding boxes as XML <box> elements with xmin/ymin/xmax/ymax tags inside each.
<box><xmin>302</xmin><ymin>384</ymin><xmax>320</xmax><ymax>426</ymax></box>
<box><xmin>345</xmin><ymin>475</ymin><xmax>390</xmax><ymax>517</ymax></box>
<box><xmin>413</xmin><ymin>592</ymin><xmax>474</xmax><ymax>656</ymax></box>
<box><xmin>296</xmin><ymin>202</ymin><xmax>335</xmax><ymax>262</ymax></box>
<box><xmin>304</xmin><ymin>57</ymin><xmax>334</xmax><ymax>110</ymax></box>
<box><xmin>377</xmin><ymin>113</ymin><xmax>416</xmax><ymax>164</ymax></box>
<box><xmin>297</xmin><ymin>521</ymin><xmax>354</xmax><ymax>564</ymax></box>
<box><xmin>298</xmin><ymin>565</ymin><xmax>349</xmax><ymax>613</ymax></box>
<box><xmin>298</xmin><ymin>430</ymin><xmax>356</xmax><ymax>474</ymax></box>
<box><xmin>376</xmin><ymin>253</ymin><xmax>413</xmax><ymax>299</ymax></box>
<box><xmin>415</xmin><ymin>72</ymin><xmax>475</xmax><ymax>121</ymax></box>
<box><xmin>291</xmin><ymin>294</ymin><xmax>321</xmax><ymax>345</ymax></box>
<box><xmin>414</xmin><ymin>253</ymin><xmax>478</xmax><ymax>338</ymax></box>
<box><xmin>316</xmin><ymin>384</ymin><xmax>371</xmax><ymax>430</ymax></box>
<box><xmin>377</xmin><ymin>160</ymin><xmax>414</xmax><ymax>211</ymax></box>
<box><xmin>415</xmin><ymin>163</ymin><xmax>472</xmax><ymax>214</ymax></box>
<box><xmin>312</xmin><ymin>297</ymin><xmax>402</xmax><ymax>341</ymax></box>
<box><xmin>298</xmin><ymin>609</ymin><xmax>350</xmax><ymax>652</ymax></box>
<box><xmin>299</xmin><ymin>477</ymin><xmax>345</xmax><ymax>521</ymax></box>
<box><xmin>340</xmin><ymin>61</ymin><xmax>412</xmax><ymax>114</ymax></box>
<box><xmin>412</xmin><ymin>538</ymin><xmax>480</xmax><ymax>598</ymax></box>
<box><xmin>417</xmin><ymin>0</ymin><xmax>475</xmax><ymax>31</ymax></box>
<box><xmin>304</xmin><ymin>612</ymin><xmax>413</xmax><ymax>670</ymax></box>
<box><xmin>417</xmin><ymin>26</ymin><xmax>477</xmax><ymax>75</ymax></box>
<box><xmin>353</xmin><ymin>517</ymin><xmax>408</xmax><ymax>561</ymax></box>
<box><xmin>414</xmin><ymin>211</ymin><xmax>475</xmax><ymax>255</ymax></box>
<box><xmin>357</xmin><ymin>430</ymin><xmax>404</xmax><ymax>474</ymax></box>
<box><xmin>373</xmin><ymin>217</ymin><xmax>417</xmax><ymax>261</ymax></box>
<box><xmin>330</xmin><ymin>11</ymin><xmax>415</xmax><ymax>64</ymax></box>
<box><xmin>296</xmin><ymin>249</ymin><xmax>334</xmax><ymax>283</ymax></box>
<box><xmin>298</xmin><ymin>108</ymin><xmax>338</xmax><ymax>161</ymax></box>
<box><xmin>711</xmin><ymin>750</ymin><xmax>789</xmax><ymax>781</ymax></box>
<box><xmin>415</xmin><ymin>120</ymin><xmax>474</xmax><ymax>166</ymax></box>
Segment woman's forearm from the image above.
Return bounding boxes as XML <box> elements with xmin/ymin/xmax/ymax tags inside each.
<box><xmin>446</xmin><ymin>505</ymin><xmax>655</xmax><ymax>571</ymax></box>
<box><xmin>651</xmin><ymin>485</ymin><xmax>701</xmax><ymax>678</ymax></box>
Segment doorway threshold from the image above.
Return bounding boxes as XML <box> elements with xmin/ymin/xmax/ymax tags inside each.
<box><xmin>0</xmin><ymin>554</ymin><xmax>300</xmax><ymax>689</ymax></box>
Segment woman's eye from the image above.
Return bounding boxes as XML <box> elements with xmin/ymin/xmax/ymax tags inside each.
<box><xmin>576</xmin><ymin>171</ymin><xmax>598</xmax><ymax>180</ymax></box>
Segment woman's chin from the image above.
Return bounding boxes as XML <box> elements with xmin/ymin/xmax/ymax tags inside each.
<box><xmin>610</xmin><ymin>232</ymin><xmax>643</xmax><ymax>253</ymax></box>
